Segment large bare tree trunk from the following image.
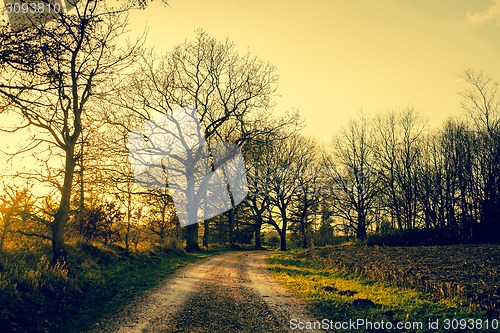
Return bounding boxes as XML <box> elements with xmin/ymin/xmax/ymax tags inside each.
<box><xmin>227</xmin><ymin>209</ymin><xmax>235</xmax><ymax>246</ymax></box>
<box><xmin>203</xmin><ymin>220</ymin><xmax>209</xmax><ymax>248</ymax></box>
<box><xmin>357</xmin><ymin>210</ymin><xmax>367</xmax><ymax>240</ymax></box>
<box><xmin>279</xmin><ymin>206</ymin><xmax>288</xmax><ymax>251</ymax></box>
<box><xmin>301</xmin><ymin>224</ymin><xmax>308</xmax><ymax>249</ymax></box>
<box><xmin>279</xmin><ymin>230</ymin><xmax>287</xmax><ymax>251</ymax></box>
<box><xmin>254</xmin><ymin>220</ymin><xmax>262</xmax><ymax>248</ymax></box>
<box><xmin>125</xmin><ymin>189</ymin><xmax>132</xmax><ymax>255</ymax></box>
<box><xmin>185</xmin><ymin>223</ymin><xmax>200</xmax><ymax>252</ymax></box>
<box><xmin>0</xmin><ymin>214</ymin><xmax>11</xmax><ymax>253</ymax></box>
<box><xmin>52</xmin><ymin>148</ymin><xmax>77</xmax><ymax>266</ymax></box>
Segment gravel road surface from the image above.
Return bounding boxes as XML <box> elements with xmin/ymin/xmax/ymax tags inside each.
<box><xmin>90</xmin><ymin>251</ymin><xmax>324</xmax><ymax>333</ymax></box>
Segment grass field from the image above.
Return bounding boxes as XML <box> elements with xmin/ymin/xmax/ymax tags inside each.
<box><xmin>268</xmin><ymin>244</ymin><xmax>499</xmax><ymax>333</ymax></box>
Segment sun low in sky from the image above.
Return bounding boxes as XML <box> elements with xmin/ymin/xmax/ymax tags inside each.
<box><xmin>127</xmin><ymin>0</ymin><xmax>500</xmax><ymax>141</ymax></box>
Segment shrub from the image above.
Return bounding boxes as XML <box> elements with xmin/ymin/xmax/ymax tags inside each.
<box><xmin>366</xmin><ymin>227</ymin><xmax>465</xmax><ymax>246</ymax></box>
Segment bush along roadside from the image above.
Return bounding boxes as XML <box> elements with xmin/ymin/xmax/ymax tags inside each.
<box><xmin>0</xmin><ymin>242</ymin><xmax>212</xmax><ymax>333</ymax></box>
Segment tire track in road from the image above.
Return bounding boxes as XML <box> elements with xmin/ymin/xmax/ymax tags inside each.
<box><xmin>92</xmin><ymin>251</ymin><xmax>324</xmax><ymax>333</ymax></box>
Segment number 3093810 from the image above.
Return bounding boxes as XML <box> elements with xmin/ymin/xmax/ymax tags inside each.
<box><xmin>5</xmin><ymin>1</ymin><xmax>61</xmax><ymax>15</ymax></box>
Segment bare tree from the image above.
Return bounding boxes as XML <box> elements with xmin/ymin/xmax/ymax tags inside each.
<box><xmin>0</xmin><ymin>1</ymin><xmax>141</xmax><ymax>264</ymax></box>
<box><xmin>397</xmin><ymin>109</ymin><xmax>426</xmax><ymax>230</ymax></box>
<box><xmin>460</xmin><ymin>70</ymin><xmax>500</xmax><ymax>241</ymax></box>
<box><xmin>114</xmin><ymin>30</ymin><xmax>278</xmax><ymax>251</ymax></box>
<box><xmin>373</xmin><ymin>108</ymin><xmax>426</xmax><ymax>231</ymax></box>
<box><xmin>420</xmin><ymin>120</ymin><xmax>479</xmax><ymax>236</ymax></box>
<box><xmin>263</xmin><ymin>133</ymin><xmax>311</xmax><ymax>250</ymax></box>
<box><xmin>373</xmin><ymin>112</ymin><xmax>401</xmax><ymax>229</ymax></box>
<box><xmin>417</xmin><ymin>131</ymin><xmax>446</xmax><ymax>229</ymax></box>
<box><xmin>324</xmin><ymin>113</ymin><xmax>380</xmax><ymax>239</ymax></box>
<box><xmin>244</xmin><ymin>138</ymin><xmax>274</xmax><ymax>248</ymax></box>
<box><xmin>289</xmin><ymin>137</ymin><xmax>322</xmax><ymax>248</ymax></box>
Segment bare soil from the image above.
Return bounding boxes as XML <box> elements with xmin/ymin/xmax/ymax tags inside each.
<box><xmin>299</xmin><ymin>244</ymin><xmax>499</xmax><ymax>316</ymax></box>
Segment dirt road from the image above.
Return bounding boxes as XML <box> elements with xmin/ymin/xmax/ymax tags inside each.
<box><xmin>91</xmin><ymin>251</ymin><xmax>324</xmax><ymax>333</ymax></box>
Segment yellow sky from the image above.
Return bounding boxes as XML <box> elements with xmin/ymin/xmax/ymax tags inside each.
<box><xmin>127</xmin><ymin>0</ymin><xmax>500</xmax><ymax>141</ymax></box>
<box><xmin>1</xmin><ymin>0</ymin><xmax>500</xmax><ymax>178</ymax></box>
<box><xmin>0</xmin><ymin>0</ymin><xmax>499</xmax><ymax>200</ymax></box>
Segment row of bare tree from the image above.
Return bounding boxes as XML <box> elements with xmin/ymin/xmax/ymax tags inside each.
<box><xmin>240</xmin><ymin>70</ymin><xmax>500</xmax><ymax>248</ymax></box>
<box><xmin>0</xmin><ymin>1</ymin><xmax>498</xmax><ymax>266</ymax></box>
<box><xmin>335</xmin><ymin>71</ymin><xmax>500</xmax><ymax>244</ymax></box>
<box><xmin>0</xmin><ymin>1</ymin><xmax>297</xmax><ymax>263</ymax></box>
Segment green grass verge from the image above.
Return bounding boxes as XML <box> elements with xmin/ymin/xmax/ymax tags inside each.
<box><xmin>0</xmin><ymin>243</ymin><xmax>216</xmax><ymax>333</ymax></box>
<box><xmin>267</xmin><ymin>250</ymin><xmax>496</xmax><ymax>333</ymax></box>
